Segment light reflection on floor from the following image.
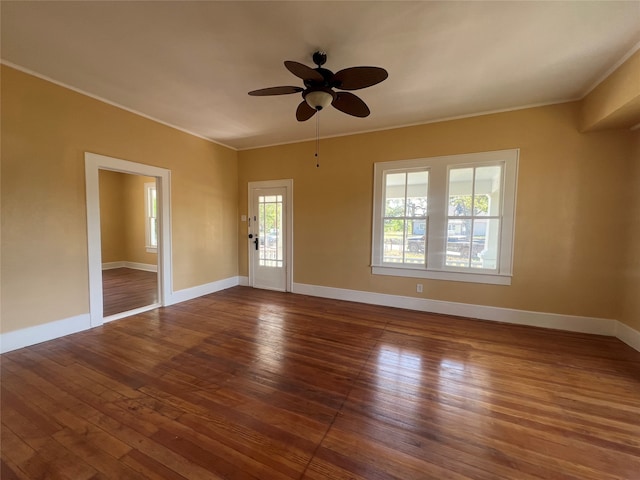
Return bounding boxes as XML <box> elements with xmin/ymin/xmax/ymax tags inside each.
<box><xmin>372</xmin><ymin>344</ymin><xmax>491</xmax><ymax>425</ymax></box>
<box><xmin>375</xmin><ymin>346</ymin><xmax>423</xmax><ymax>417</ymax></box>
<box><xmin>255</xmin><ymin>305</ymin><xmax>286</xmax><ymax>373</ymax></box>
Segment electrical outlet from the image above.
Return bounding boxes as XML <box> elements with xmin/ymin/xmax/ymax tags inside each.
<box><xmin>416</xmin><ymin>283</ymin><xmax>423</xmax><ymax>293</ymax></box>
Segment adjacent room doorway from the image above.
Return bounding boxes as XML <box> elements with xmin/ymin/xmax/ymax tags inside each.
<box><xmin>99</xmin><ymin>171</ymin><xmax>159</xmax><ymax>317</ymax></box>
<box><xmin>248</xmin><ymin>179</ymin><xmax>293</xmax><ymax>291</ymax></box>
<box><xmin>85</xmin><ymin>152</ymin><xmax>172</xmax><ymax>327</ymax></box>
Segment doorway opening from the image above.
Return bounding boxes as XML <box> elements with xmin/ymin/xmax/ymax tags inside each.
<box><xmin>85</xmin><ymin>152</ymin><xmax>172</xmax><ymax>327</ymax></box>
<box><xmin>99</xmin><ymin>171</ymin><xmax>159</xmax><ymax>317</ymax></box>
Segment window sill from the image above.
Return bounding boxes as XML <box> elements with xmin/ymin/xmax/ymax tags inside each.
<box><xmin>371</xmin><ymin>265</ymin><xmax>512</xmax><ymax>285</ymax></box>
<box><xmin>146</xmin><ymin>247</ymin><xmax>158</xmax><ymax>254</ymax></box>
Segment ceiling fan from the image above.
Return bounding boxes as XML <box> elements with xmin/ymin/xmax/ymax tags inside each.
<box><xmin>248</xmin><ymin>51</ymin><xmax>388</xmax><ymax>121</ymax></box>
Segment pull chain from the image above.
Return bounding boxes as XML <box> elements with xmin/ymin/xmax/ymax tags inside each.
<box><xmin>315</xmin><ymin>112</ymin><xmax>320</xmax><ymax>168</ymax></box>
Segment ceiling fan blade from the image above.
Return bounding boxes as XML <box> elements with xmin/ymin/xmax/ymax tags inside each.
<box><xmin>296</xmin><ymin>101</ymin><xmax>317</xmax><ymax>122</ymax></box>
<box><xmin>332</xmin><ymin>92</ymin><xmax>370</xmax><ymax>118</ymax></box>
<box><xmin>333</xmin><ymin>67</ymin><xmax>388</xmax><ymax>90</ymax></box>
<box><xmin>284</xmin><ymin>61</ymin><xmax>324</xmax><ymax>82</ymax></box>
<box><xmin>248</xmin><ymin>86</ymin><xmax>304</xmax><ymax>96</ymax></box>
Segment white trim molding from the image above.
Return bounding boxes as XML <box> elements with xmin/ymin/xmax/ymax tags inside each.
<box><xmin>0</xmin><ymin>314</ymin><xmax>92</xmax><ymax>354</ymax></box>
<box><xmin>166</xmin><ymin>276</ymin><xmax>244</xmax><ymax>306</ymax></box>
<box><xmin>292</xmin><ymin>282</ymin><xmax>618</xmax><ymax>337</ymax></box>
<box><xmin>2</xmin><ymin>278</ymin><xmax>638</xmax><ymax>354</ymax></box>
<box><xmin>615</xmin><ymin>321</ymin><xmax>640</xmax><ymax>352</ymax></box>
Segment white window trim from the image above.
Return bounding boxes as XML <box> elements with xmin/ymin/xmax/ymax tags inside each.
<box><xmin>144</xmin><ymin>182</ymin><xmax>158</xmax><ymax>253</ymax></box>
<box><xmin>372</xmin><ymin>149</ymin><xmax>518</xmax><ymax>285</ymax></box>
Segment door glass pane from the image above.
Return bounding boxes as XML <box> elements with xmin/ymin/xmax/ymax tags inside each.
<box><xmin>258</xmin><ymin>194</ymin><xmax>283</xmax><ymax>267</ymax></box>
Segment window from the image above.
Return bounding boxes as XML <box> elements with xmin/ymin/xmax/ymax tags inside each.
<box><xmin>372</xmin><ymin>149</ymin><xmax>518</xmax><ymax>285</ymax></box>
<box><xmin>144</xmin><ymin>182</ymin><xmax>158</xmax><ymax>252</ymax></box>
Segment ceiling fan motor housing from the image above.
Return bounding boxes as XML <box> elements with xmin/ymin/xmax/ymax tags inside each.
<box><xmin>312</xmin><ymin>51</ymin><xmax>327</xmax><ymax>66</ymax></box>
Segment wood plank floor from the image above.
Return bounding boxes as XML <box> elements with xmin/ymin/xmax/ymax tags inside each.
<box><xmin>102</xmin><ymin>268</ymin><xmax>158</xmax><ymax>317</ymax></box>
<box><xmin>2</xmin><ymin>286</ymin><xmax>639</xmax><ymax>479</ymax></box>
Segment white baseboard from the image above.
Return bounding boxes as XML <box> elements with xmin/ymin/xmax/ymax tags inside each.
<box><xmin>615</xmin><ymin>321</ymin><xmax>640</xmax><ymax>352</ymax></box>
<box><xmin>166</xmin><ymin>276</ymin><xmax>243</xmax><ymax>305</ymax></box>
<box><xmin>102</xmin><ymin>261</ymin><xmax>157</xmax><ymax>272</ymax></box>
<box><xmin>3</xmin><ymin>278</ymin><xmax>638</xmax><ymax>354</ymax></box>
<box><xmin>0</xmin><ymin>313</ymin><xmax>91</xmax><ymax>354</ymax></box>
<box><xmin>0</xmin><ymin>275</ymin><xmax>242</xmax><ymax>353</ymax></box>
<box><xmin>102</xmin><ymin>261</ymin><xmax>126</xmax><ymax>270</ymax></box>
<box><xmin>292</xmin><ymin>282</ymin><xmax>618</xmax><ymax>337</ymax></box>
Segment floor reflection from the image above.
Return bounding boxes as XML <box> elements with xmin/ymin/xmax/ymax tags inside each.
<box><xmin>255</xmin><ymin>305</ymin><xmax>286</xmax><ymax>373</ymax></box>
<box><xmin>375</xmin><ymin>346</ymin><xmax>423</xmax><ymax>416</ymax></box>
<box><xmin>436</xmin><ymin>356</ymin><xmax>490</xmax><ymax>397</ymax></box>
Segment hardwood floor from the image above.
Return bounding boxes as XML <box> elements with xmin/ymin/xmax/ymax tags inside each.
<box><xmin>102</xmin><ymin>268</ymin><xmax>158</xmax><ymax>317</ymax></box>
<box><xmin>2</xmin><ymin>287</ymin><xmax>639</xmax><ymax>479</ymax></box>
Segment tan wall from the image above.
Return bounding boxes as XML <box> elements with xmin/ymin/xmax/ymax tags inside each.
<box><xmin>620</xmin><ymin>130</ymin><xmax>640</xmax><ymax>331</ymax></box>
<box><xmin>581</xmin><ymin>50</ymin><xmax>640</xmax><ymax>131</ymax></box>
<box><xmin>2</xmin><ymin>63</ymin><xmax>637</xmax><ymax>336</ymax></box>
<box><xmin>1</xmin><ymin>65</ymin><xmax>238</xmax><ymax>334</ymax></box>
<box><xmin>99</xmin><ymin>170</ymin><xmax>127</xmax><ymax>263</ymax></box>
<box><xmin>239</xmin><ymin>102</ymin><xmax>634</xmax><ymax>321</ymax></box>
<box><xmin>99</xmin><ymin>171</ymin><xmax>157</xmax><ymax>265</ymax></box>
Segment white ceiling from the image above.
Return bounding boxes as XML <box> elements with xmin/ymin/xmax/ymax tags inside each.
<box><xmin>2</xmin><ymin>1</ymin><xmax>639</xmax><ymax>150</ymax></box>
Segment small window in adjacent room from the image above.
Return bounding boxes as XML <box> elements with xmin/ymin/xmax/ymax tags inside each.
<box><xmin>372</xmin><ymin>149</ymin><xmax>518</xmax><ymax>285</ymax></box>
<box><xmin>145</xmin><ymin>182</ymin><xmax>158</xmax><ymax>252</ymax></box>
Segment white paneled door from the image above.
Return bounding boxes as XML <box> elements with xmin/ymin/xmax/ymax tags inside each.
<box><xmin>248</xmin><ymin>180</ymin><xmax>292</xmax><ymax>291</ymax></box>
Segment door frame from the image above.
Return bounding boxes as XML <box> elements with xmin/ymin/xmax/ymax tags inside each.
<box><xmin>248</xmin><ymin>179</ymin><xmax>293</xmax><ymax>292</ymax></box>
<box><xmin>85</xmin><ymin>152</ymin><xmax>172</xmax><ymax>327</ymax></box>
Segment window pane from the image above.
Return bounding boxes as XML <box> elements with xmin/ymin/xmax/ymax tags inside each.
<box><xmin>473</xmin><ymin>218</ymin><xmax>500</xmax><ymax>270</ymax></box>
<box><xmin>405</xmin><ymin>219</ymin><xmax>426</xmax><ymax>265</ymax></box>
<box><xmin>406</xmin><ymin>171</ymin><xmax>428</xmax><ymax>217</ymax></box>
<box><xmin>448</xmin><ymin>168</ymin><xmax>473</xmax><ymax>216</ymax></box>
<box><xmin>150</xmin><ymin>217</ymin><xmax>158</xmax><ymax>247</ymax></box>
<box><xmin>383</xmin><ymin>219</ymin><xmax>404</xmax><ymax>263</ymax></box>
<box><xmin>385</xmin><ymin>173</ymin><xmax>406</xmax><ymax>217</ymax></box>
<box><xmin>151</xmin><ymin>188</ymin><xmax>157</xmax><ymax>217</ymax></box>
<box><xmin>474</xmin><ymin>165</ymin><xmax>501</xmax><ymax>216</ymax></box>
<box><xmin>446</xmin><ymin>219</ymin><xmax>472</xmax><ymax>267</ymax></box>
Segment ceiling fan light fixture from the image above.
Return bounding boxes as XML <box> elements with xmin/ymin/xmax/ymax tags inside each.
<box><xmin>305</xmin><ymin>90</ymin><xmax>334</xmax><ymax>111</ymax></box>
